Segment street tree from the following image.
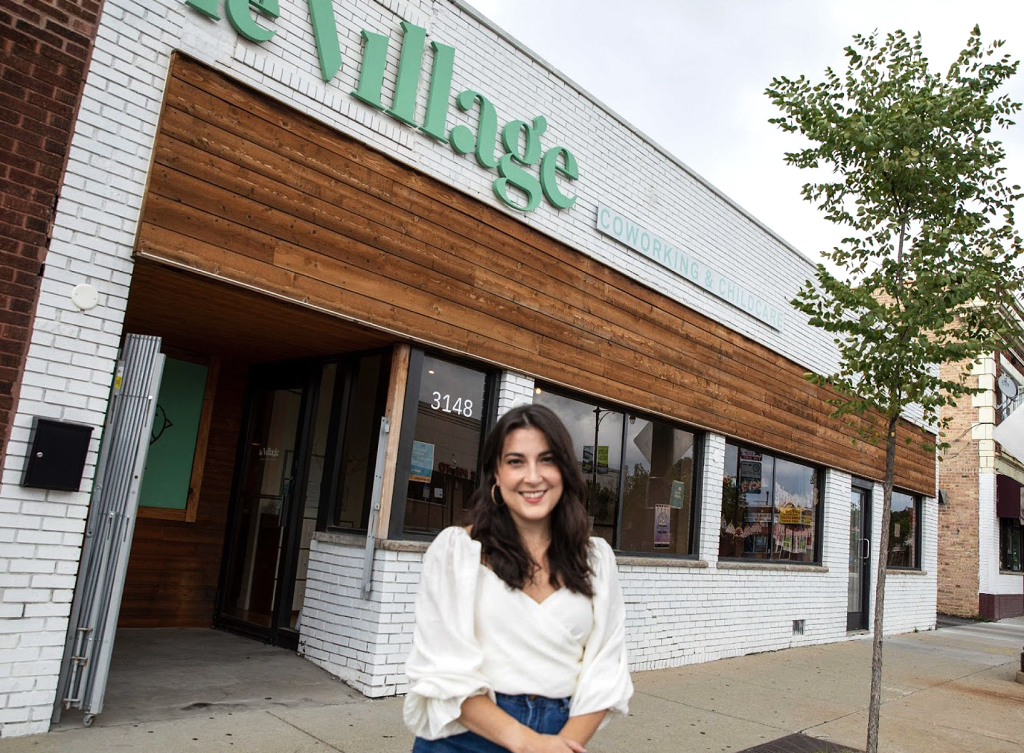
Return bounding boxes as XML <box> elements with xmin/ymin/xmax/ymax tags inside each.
<box><xmin>766</xmin><ymin>26</ymin><xmax>1023</xmax><ymax>753</ymax></box>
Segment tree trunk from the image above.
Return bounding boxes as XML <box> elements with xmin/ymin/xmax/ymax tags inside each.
<box><xmin>866</xmin><ymin>413</ymin><xmax>898</xmax><ymax>753</ymax></box>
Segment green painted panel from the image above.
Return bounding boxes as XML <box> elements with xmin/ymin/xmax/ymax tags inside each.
<box><xmin>138</xmin><ymin>358</ymin><xmax>208</xmax><ymax>510</ymax></box>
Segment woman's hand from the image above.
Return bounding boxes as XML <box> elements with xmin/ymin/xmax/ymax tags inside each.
<box><xmin>458</xmin><ymin>696</ymin><xmax>588</xmax><ymax>753</ymax></box>
<box><xmin>518</xmin><ymin>731</ymin><xmax>586</xmax><ymax>753</ymax></box>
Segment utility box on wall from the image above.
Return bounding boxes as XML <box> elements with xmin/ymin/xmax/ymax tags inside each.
<box><xmin>21</xmin><ymin>417</ymin><xmax>94</xmax><ymax>491</ymax></box>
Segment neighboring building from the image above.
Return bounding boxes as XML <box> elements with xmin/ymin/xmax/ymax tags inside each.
<box><xmin>0</xmin><ymin>0</ymin><xmax>938</xmax><ymax>738</ymax></box>
<box><xmin>937</xmin><ymin>307</ymin><xmax>1024</xmax><ymax>620</ymax></box>
<box><xmin>0</xmin><ymin>0</ymin><xmax>106</xmax><ymax>466</ymax></box>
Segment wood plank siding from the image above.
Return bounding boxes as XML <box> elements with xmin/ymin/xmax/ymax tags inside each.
<box><xmin>135</xmin><ymin>55</ymin><xmax>934</xmax><ymax>496</ymax></box>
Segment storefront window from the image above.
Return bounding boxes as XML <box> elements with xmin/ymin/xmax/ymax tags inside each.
<box><xmin>401</xmin><ymin>356</ymin><xmax>488</xmax><ymax>535</ymax></box>
<box><xmin>534</xmin><ymin>388</ymin><xmax>698</xmax><ymax>554</ymax></box>
<box><xmin>330</xmin><ymin>353</ymin><xmax>388</xmax><ymax>530</ymax></box>
<box><xmin>888</xmin><ymin>490</ymin><xmax>920</xmax><ymax>569</ymax></box>
<box><xmin>720</xmin><ymin>442</ymin><xmax>820</xmax><ymax>563</ymax></box>
<box><xmin>1000</xmin><ymin>518</ymin><xmax>1023</xmax><ymax>572</ymax></box>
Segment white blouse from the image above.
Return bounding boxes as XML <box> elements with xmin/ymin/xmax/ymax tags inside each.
<box><xmin>403</xmin><ymin>526</ymin><xmax>633</xmax><ymax>741</ymax></box>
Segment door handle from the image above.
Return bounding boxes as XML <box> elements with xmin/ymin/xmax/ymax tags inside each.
<box><xmin>861</xmin><ymin>538</ymin><xmax>870</xmax><ymax>560</ymax></box>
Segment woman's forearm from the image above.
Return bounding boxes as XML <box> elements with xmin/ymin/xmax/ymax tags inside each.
<box><xmin>458</xmin><ymin>694</ymin><xmax>531</xmax><ymax>753</ymax></box>
<box><xmin>558</xmin><ymin>710</ymin><xmax>606</xmax><ymax>746</ymax></box>
<box><xmin>458</xmin><ymin>695</ymin><xmax>589</xmax><ymax>753</ymax></box>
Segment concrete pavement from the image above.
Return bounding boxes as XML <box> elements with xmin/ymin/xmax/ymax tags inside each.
<box><xmin>2</xmin><ymin>617</ymin><xmax>1022</xmax><ymax>752</ymax></box>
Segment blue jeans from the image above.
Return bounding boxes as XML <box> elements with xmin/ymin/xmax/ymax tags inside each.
<box><xmin>411</xmin><ymin>693</ymin><xmax>571</xmax><ymax>752</ymax></box>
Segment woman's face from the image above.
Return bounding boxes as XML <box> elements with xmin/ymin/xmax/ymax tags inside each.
<box><xmin>494</xmin><ymin>426</ymin><xmax>564</xmax><ymax>532</ymax></box>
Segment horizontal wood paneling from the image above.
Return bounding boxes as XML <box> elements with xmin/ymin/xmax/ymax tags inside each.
<box><xmin>135</xmin><ymin>54</ymin><xmax>934</xmax><ymax>495</ymax></box>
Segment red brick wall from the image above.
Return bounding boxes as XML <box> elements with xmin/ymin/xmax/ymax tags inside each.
<box><xmin>0</xmin><ymin>0</ymin><xmax>103</xmax><ymax>460</ymax></box>
<box><xmin>937</xmin><ymin>361</ymin><xmax>981</xmax><ymax>617</ymax></box>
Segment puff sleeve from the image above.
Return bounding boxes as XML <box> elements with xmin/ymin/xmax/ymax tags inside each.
<box><xmin>403</xmin><ymin>527</ymin><xmax>493</xmax><ymax>740</ymax></box>
<box><xmin>568</xmin><ymin>537</ymin><xmax>633</xmax><ymax>723</ymax></box>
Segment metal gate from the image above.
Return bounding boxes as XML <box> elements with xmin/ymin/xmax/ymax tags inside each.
<box><xmin>53</xmin><ymin>334</ymin><xmax>164</xmax><ymax>726</ymax></box>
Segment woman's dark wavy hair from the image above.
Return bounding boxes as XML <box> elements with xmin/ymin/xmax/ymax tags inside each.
<box><xmin>469</xmin><ymin>403</ymin><xmax>593</xmax><ymax>597</ymax></box>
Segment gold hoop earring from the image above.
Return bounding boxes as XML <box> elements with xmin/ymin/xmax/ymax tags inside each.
<box><xmin>490</xmin><ymin>484</ymin><xmax>504</xmax><ymax>506</ymax></box>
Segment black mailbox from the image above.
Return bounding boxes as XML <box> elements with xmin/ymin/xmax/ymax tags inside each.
<box><xmin>21</xmin><ymin>417</ymin><xmax>94</xmax><ymax>491</ymax></box>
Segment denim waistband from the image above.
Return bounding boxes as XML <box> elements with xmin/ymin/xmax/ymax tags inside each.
<box><xmin>494</xmin><ymin>692</ymin><xmax>571</xmax><ymax>714</ymax></box>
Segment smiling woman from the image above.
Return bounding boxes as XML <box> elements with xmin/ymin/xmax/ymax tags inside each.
<box><xmin>403</xmin><ymin>404</ymin><xmax>633</xmax><ymax>753</ymax></box>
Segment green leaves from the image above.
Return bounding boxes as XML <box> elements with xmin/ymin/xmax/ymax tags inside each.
<box><xmin>767</xmin><ymin>26</ymin><xmax>1024</xmax><ymax>439</ymax></box>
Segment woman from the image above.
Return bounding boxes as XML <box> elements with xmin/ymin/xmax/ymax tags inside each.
<box><xmin>404</xmin><ymin>403</ymin><xmax>633</xmax><ymax>753</ymax></box>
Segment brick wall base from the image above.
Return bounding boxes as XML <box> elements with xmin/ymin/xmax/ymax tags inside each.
<box><xmin>979</xmin><ymin>591</ymin><xmax>1024</xmax><ymax>621</ymax></box>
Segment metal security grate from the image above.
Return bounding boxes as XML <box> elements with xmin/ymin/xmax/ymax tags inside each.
<box><xmin>53</xmin><ymin>334</ymin><xmax>164</xmax><ymax>727</ymax></box>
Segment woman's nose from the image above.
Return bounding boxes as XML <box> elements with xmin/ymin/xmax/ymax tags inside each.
<box><xmin>524</xmin><ymin>460</ymin><xmax>542</xmax><ymax>482</ymax></box>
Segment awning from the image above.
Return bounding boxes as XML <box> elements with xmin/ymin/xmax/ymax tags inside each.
<box><xmin>995</xmin><ymin>474</ymin><xmax>1024</xmax><ymax>524</ymax></box>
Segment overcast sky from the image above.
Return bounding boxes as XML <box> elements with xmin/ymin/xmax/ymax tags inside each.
<box><xmin>466</xmin><ymin>0</ymin><xmax>1024</xmax><ymax>268</ymax></box>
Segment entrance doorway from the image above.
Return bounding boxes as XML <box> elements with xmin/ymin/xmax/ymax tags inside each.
<box><xmin>848</xmin><ymin>484</ymin><xmax>872</xmax><ymax>631</ymax></box>
<box><xmin>214</xmin><ymin>352</ymin><xmax>390</xmax><ymax>648</ymax></box>
<box><xmin>215</xmin><ymin>363</ymin><xmax>320</xmax><ymax>648</ymax></box>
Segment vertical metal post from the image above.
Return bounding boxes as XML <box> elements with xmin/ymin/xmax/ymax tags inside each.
<box><xmin>361</xmin><ymin>416</ymin><xmax>391</xmax><ymax>599</ymax></box>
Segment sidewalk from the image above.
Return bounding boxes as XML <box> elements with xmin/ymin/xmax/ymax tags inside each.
<box><xmin>2</xmin><ymin>617</ymin><xmax>1022</xmax><ymax>753</ymax></box>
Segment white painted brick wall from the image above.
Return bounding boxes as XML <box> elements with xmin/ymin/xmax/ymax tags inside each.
<box><xmin>698</xmin><ymin>433</ymin><xmax>725</xmax><ymax>563</ymax></box>
<box><xmin>301</xmin><ymin>538</ymin><xmax>421</xmax><ymax>697</ymax></box>
<box><xmin>0</xmin><ymin>0</ymin><xmax>938</xmax><ymax>734</ymax></box>
<box><xmin>496</xmin><ymin>371</ymin><xmax>535</xmax><ymax>416</ymax></box>
<box><xmin>978</xmin><ymin>471</ymin><xmax>1018</xmax><ymax>596</ymax></box>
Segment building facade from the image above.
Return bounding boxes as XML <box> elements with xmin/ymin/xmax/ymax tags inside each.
<box><xmin>937</xmin><ymin>337</ymin><xmax>1024</xmax><ymax>621</ymax></box>
<box><xmin>0</xmin><ymin>0</ymin><xmax>937</xmax><ymax>737</ymax></box>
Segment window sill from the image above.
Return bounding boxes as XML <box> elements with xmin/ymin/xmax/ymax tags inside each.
<box><xmin>998</xmin><ymin>569</ymin><xmax>1024</xmax><ymax>576</ymax></box>
<box><xmin>615</xmin><ymin>555</ymin><xmax>708</xmax><ymax>569</ymax></box>
<box><xmin>717</xmin><ymin>560</ymin><xmax>828</xmax><ymax>573</ymax></box>
<box><xmin>885</xmin><ymin>568</ymin><xmax>928</xmax><ymax>576</ymax></box>
<box><xmin>313</xmin><ymin>532</ymin><xmax>435</xmax><ymax>553</ymax></box>
<box><xmin>313</xmin><ymin>530</ymin><xmax>367</xmax><ymax>548</ymax></box>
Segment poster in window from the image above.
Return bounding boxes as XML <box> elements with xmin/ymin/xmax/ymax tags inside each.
<box><xmin>409</xmin><ymin>441</ymin><xmax>435</xmax><ymax>483</ymax></box>
<box><xmin>741</xmin><ymin>458</ymin><xmax>765</xmax><ymax>495</ymax></box>
<box><xmin>739</xmin><ymin>450</ymin><xmax>762</xmax><ymax>493</ymax></box>
<box><xmin>582</xmin><ymin>445</ymin><xmax>609</xmax><ymax>474</ymax></box>
<box><xmin>669</xmin><ymin>480</ymin><xmax>687</xmax><ymax>509</ymax></box>
<box><xmin>654</xmin><ymin>504</ymin><xmax>671</xmax><ymax>547</ymax></box>
<box><xmin>779</xmin><ymin>505</ymin><xmax>802</xmax><ymax>525</ymax></box>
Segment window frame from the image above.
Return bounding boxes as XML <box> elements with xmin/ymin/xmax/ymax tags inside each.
<box><xmin>389</xmin><ymin>348</ymin><xmax>498</xmax><ymax>541</ymax></box>
<box><xmin>535</xmin><ymin>383</ymin><xmax>704</xmax><ymax>558</ymax></box>
<box><xmin>886</xmin><ymin>489</ymin><xmax>922</xmax><ymax>571</ymax></box>
<box><xmin>319</xmin><ymin>349</ymin><xmax>393</xmax><ymax>534</ymax></box>
<box><xmin>719</xmin><ymin>439</ymin><xmax>825</xmax><ymax>565</ymax></box>
<box><xmin>999</xmin><ymin>516</ymin><xmax>1023</xmax><ymax>573</ymax></box>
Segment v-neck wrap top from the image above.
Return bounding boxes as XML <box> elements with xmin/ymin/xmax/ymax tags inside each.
<box><xmin>403</xmin><ymin>526</ymin><xmax>633</xmax><ymax>741</ymax></box>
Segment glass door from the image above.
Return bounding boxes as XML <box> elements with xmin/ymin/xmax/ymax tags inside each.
<box><xmin>217</xmin><ymin>363</ymin><xmax>327</xmax><ymax>648</ymax></box>
<box><xmin>847</xmin><ymin>484</ymin><xmax>872</xmax><ymax>631</ymax></box>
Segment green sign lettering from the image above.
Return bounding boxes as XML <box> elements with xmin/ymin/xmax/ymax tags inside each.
<box><xmin>185</xmin><ymin>0</ymin><xmax>219</xmax><ymax>21</ymax></box>
<box><xmin>352</xmin><ymin>30</ymin><xmax>390</xmax><ymax>109</ymax></box>
<box><xmin>308</xmin><ymin>0</ymin><xmax>341</xmax><ymax>81</ymax></box>
<box><xmin>540</xmin><ymin>146</ymin><xmax>578</xmax><ymax>209</ymax></box>
<box><xmin>450</xmin><ymin>91</ymin><xmax>499</xmax><ymax>168</ymax></box>
<box><xmin>226</xmin><ymin>0</ymin><xmax>279</xmax><ymax>44</ymax></box>
<box><xmin>182</xmin><ymin>2</ymin><xmax>580</xmax><ymax>213</ymax></box>
<box><xmin>421</xmin><ymin>41</ymin><xmax>456</xmax><ymax>142</ymax></box>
